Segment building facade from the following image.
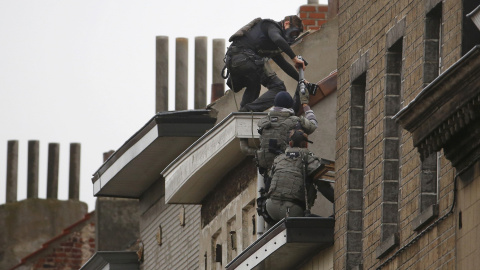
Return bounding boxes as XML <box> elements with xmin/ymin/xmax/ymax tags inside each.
<box><xmin>335</xmin><ymin>0</ymin><xmax>480</xmax><ymax>269</ymax></box>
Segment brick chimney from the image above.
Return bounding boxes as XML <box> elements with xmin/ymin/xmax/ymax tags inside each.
<box><xmin>298</xmin><ymin>1</ymin><xmax>329</xmax><ymax>32</ymax></box>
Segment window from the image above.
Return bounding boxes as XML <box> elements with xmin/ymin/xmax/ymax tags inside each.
<box><xmin>346</xmin><ymin>52</ymin><xmax>368</xmax><ymax>268</ymax></box>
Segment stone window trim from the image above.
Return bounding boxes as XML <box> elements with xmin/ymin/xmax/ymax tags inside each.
<box><xmin>376</xmin><ymin>233</ymin><xmax>399</xmax><ymax>259</ymax></box>
<box><xmin>423</xmin><ymin>2</ymin><xmax>442</xmax><ymax>86</ymax></box>
<box><xmin>345</xmin><ymin>53</ymin><xmax>368</xmax><ymax>270</ymax></box>
<box><xmin>412</xmin><ymin>203</ymin><xmax>439</xmax><ymax>231</ymax></box>
<box><xmin>425</xmin><ymin>0</ymin><xmax>442</xmax><ymax>15</ymax></box>
<box><xmin>414</xmin><ymin>3</ymin><xmax>442</xmax><ymax>225</ymax></box>
<box><xmin>350</xmin><ymin>51</ymin><xmax>369</xmax><ymax>84</ymax></box>
<box><xmin>376</xmin><ymin>19</ymin><xmax>405</xmax><ymax>260</ymax></box>
<box><xmin>385</xmin><ymin>17</ymin><xmax>405</xmax><ymax>50</ymax></box>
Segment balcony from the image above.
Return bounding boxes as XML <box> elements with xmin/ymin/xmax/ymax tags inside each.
<box><xmin>226</xmin><ymin>217</ymin><xmax>334</xmax><ymax>270</ymax></box>
<box><xmin>91</xmin><ymin>110</ymin><xmax>216</xmax><ymax>198</ymax></box>
<box><xmin>162</xmin><ymin>112</ymin><xmax>265</xmax><ymax>204</ymax></box>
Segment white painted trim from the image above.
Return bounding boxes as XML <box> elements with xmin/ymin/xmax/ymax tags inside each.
<box><xmin>236</xmin><ymin>230</ymin><xmax>287</xmax><ymax>270</ymax></box>
<box><xmin>94</xmin><ymin>126</ymin><xmax>158</xmax><ymax>196</ymax></box>
<box><xmin>164</xmin><ymin>114</ymin><xmax>263</xmax><ymax>204</ymax></box>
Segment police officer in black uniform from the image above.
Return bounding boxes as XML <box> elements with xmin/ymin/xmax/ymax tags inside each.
<box><xmin>224</xmin><ymin>15</ymin><xmax>306</xmax><ymax>112</ymax></box>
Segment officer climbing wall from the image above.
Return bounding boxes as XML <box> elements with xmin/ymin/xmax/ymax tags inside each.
<box><xmin>223</xmin><ymin>15</ymin><xmax>312</xmax><ymax>112</ymax></box>
<box><xmin>256</xmin><ymin>90</ymin><xmax>317</xmax><ymax>176</ymax></box>
<box><xmin>255</xmin><ymin>89</ymin><xmax>317</xmax><ymax>224</ymax></box>
<box><xmin>264</xmin><ymin>130</ymin><xmax>334</xmax><ymax>225</ymax></box>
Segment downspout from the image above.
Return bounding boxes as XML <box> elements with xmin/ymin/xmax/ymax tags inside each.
<box><xmin>239</xmin><ymin>138</ymin><xmax>265</xmax><ymax>236</ymax></box>
<box><xmin>239</xmin><ymin>138</ymin><xmax>256</xmax><ymax>156</ymax></box>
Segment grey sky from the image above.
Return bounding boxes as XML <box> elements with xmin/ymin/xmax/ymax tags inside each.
<box><xmin>0</xmin><ymin>0</ymin><xmax>327</xmax><ymax>211</ymax></box>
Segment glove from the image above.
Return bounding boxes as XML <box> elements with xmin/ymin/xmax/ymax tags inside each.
<box><xmin>306</xmin><ymin>82</ymin><xmax>318</xmax><ymax>96</ymax></box>
<box><xmin>299</xmin><ymin>81</ymin><xmax>310</xmax><ymax>104</ymax></box>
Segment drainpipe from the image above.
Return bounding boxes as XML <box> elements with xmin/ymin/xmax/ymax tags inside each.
<box><xmin>239</xmin><ymin>139</ymin><xmax>256</xmax><ymax>156</ymax></box>
<box><xmin>256</xmin><ymin>171</ymin><xmax>265</xmax><ymax>236</ymax></box>
<box><xmin>239</xmin><ymin>139</ymin><xmax>265</xmax><ymax>235</ymax></box>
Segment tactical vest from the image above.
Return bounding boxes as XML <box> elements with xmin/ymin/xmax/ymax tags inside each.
<box><xmin>229</xmin><ymin>18</ymin><xmax>284</xmax><ymax>58</ymax></box>
<box><xmin>256</xmin><ymin>111</ymin><xmax>301</xmax><ymax>170</ymax></box>
<box><xmin>268</xmin><ymin>148</ymin><xmax>311</xmax><ymax>203</ymax></box>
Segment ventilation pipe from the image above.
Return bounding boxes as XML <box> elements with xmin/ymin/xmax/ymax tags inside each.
<box><xmin>27</xmin><ymin>140</ymin><xmax>39</xmax><ymax>199</ymax></box>
<box><xmin>69</xmin><ymin>143</ymin><xmax>81</xmax><ymax>200</ymax></box>
<box><xmin>46</xmin><ymin>143</ymin><xmax>60</xmax><ymax>199</ymax></box>
<box><xmin>211</xmin><ymin>39</ymin><xmax>225</xmax><ymax>103</ymax></box>
<box><xmin>195</xmin><ymin>36</ymin><xmax>207</xmax><ymax>109</ymax></box>
<box><xmin>6</xmin><ymin>140</ymin><xmax>18</xmax><ymax>203</ymax></box>
<box><xmin>156</xmin><ymin>36</ymin><xmax>169</xmax><ymax>112</ymax></box>
<box><xmin>175</xmin><ymin>37</ymin><xmax>188</xmax><ymax>110</ymax></box>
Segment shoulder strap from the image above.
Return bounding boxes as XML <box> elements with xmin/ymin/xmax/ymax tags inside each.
<box><xmin>229</xmin><ymin>18</ymin><xmax>262</xmax><ymax>42</ymax></box>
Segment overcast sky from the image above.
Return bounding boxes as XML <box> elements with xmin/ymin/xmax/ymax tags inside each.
<box><xmin>0</xmin><ymin>0</ymin><xmax>328</xmax><ymax>211</ymax></box>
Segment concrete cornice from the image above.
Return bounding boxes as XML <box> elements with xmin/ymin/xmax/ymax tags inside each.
<box><xmin>163</xmin><ymin>112</ymin><xmax>265</xmax><ymax>204</ymax></box>
<box><xmin>394</xmin><ymin>46</ymin><xmax>480</xmax><ymax>163</ymax></box>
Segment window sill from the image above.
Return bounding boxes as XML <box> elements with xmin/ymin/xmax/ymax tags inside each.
<box><xmin>376</xmin><ymin>233</ymin><xmax>398</xmax><ymax>259</ymax></box>
<box><xmin>412</xmin><ymin>204</ymin><xmax>438</xmax><ymax>231</ymax></box>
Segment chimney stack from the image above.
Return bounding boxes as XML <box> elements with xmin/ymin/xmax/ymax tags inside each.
<box><xmin>69</xmin><ymin>143</ymin><xmax>81</xmax><ymax>200</ymax></box>
<box><xmin>156</xmin><ymin>36</ymin><xmax>169</xmax><ymax>113</ymax></box>
<box><xmin>299</xmin><ymin>3</ymin><xmax>329</xmax><ymax>31</ymax></box>
<box><xmin>6</xmin><ymin>140</ymin><xmax>18</xmax><ymax>203</ymax></box>
<box><xmin>195</xmin><ymin>36</ymin><xmax>208</xmax><ymax>109</ymax></box>
<box><xmin>27</xmin><ymin>140</ymin><xmax>39</xmax><ymax>199</ymax></box>
<box><xmin>211</xmin><ymin>39</ymin><xmax>225</xmax><ymax>103</ymax></box>
<box><xmin>175</xmin><ymin>37</ymin><xmax>188</xmax><ymax>110</ymax></box>
<box><xmin>46</xmin><ymin>143</ymin><xmax>60</xmax><ymax>199</ymax></box>
<box><xmin>103</xmin><ymin>150</ymin><xmax>115</xmax><ymax>162</ymax></box>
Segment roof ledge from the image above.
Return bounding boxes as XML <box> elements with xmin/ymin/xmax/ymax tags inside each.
<box><xmin>92</xmin><ymin>110</ymin><xmax>216</xmax><ymax>198</ymax></box>
<box><xmin>163</xmin><ymin>112</ymin><xmax>265</xmax><ymax>204</ymax></box>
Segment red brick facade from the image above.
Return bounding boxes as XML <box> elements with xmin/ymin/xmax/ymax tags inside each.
<box><xmin>298</xmin><ymin>4</ymin><xmax>329</xmax><ymax>32</ymax></box>
<box><xmin>11</xmin><ymin>212</ymin><xmax>95</xmax><ymax>270</ymax></box>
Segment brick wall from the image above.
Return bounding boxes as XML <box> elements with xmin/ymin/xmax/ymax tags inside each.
<box><xmin>32</xmin><ymin>227</ymin><xmax>95</xmax><ymax>270</ymax></box>
<box><xmin>335</xmin><ymin>0</ymin><xmax>462</xmax><ymax>269</ymax></box>
<box><xmin>298</xmin><ymin>4</ymin><xmax>329</xmax><ymax>32</ymax></box>
<box><xmin>12</xmin><ymin>212</ymin><xmax>95</xmax><ymax>270</ymax></box>
<box><xmin>457</xmin><ymin>162</ymin><xmax>480</xmax><ymax>269</ymax></box>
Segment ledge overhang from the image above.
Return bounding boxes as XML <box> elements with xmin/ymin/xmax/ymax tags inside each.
<box><xmin>92</xmin><ymin>110</ymin><xmax>216</xmax><ymax>198</ymax></box>
<box><xmin>163</xmin><ymin>112</ymin><xmax>265</xmax><ymax>204</ymax></box>
<box><xmin>394</xmin><ymin>46</ymin><xmax>480</xmax><ymax>167</ymax></box>
<box><xmin>80</xmin><ymin>251</ymin><xmax>139</xmax><ymax>269</ymax></box>
<box><xmin>225</xmin><ymin>217</ymin><xmax>334</xmax><ymax>270</ymax></box>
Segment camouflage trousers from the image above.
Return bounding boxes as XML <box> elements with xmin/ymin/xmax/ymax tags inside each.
<box><xmin>265</xmin><ymin>198</ymin><xmax>304</xmax><ymax>223</ymax></box>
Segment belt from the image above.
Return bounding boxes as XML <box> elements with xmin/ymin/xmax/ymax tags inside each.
<box><xmin>269</xmin><ymin>197</ymin><xmax>306</xmax><ymax>209</ymax></box>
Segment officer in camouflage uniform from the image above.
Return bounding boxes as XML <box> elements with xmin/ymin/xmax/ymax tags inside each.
<box><xmin>265</xmin><ymin>129</ymin><xmax>333</xmax><ymax>224</ymax></box>
<box><xmin>256</xmin><ymin>90</ymin><xmax>317</xmax><ymax>175</ymax></box>
<box><xmin>223</xmin><ymin>15</ymin><xmax>307</xmax><ymax>112</ymax></box>
<box><xmin>255</xmin><ymin>90</ymin><xmax>317</xmax><ymax>224</ymax></box>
